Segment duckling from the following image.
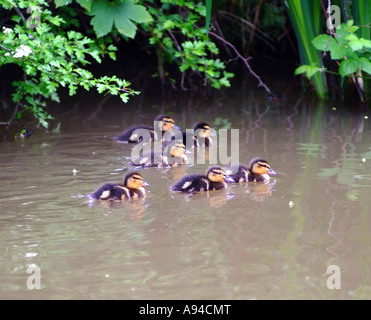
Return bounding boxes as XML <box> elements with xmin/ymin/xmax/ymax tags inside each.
<box><xmin>170</xmin><ymin>166</ymin><xmax>234</xmax><ymax>193</ymax></box>
<box><xmin>90</xmin><ymin>172</ymin><xmax>149</xmax><ymax>200</ymax></box>
<box><xmin>113</xmin><ymin>115</ymin><xmax>180</xmax><ymax>143</ymax></box>
<box><xmin>182</xmin><ymin>122</ymin><xmax>214</xmax><ymax>149</ymax></box>
<box><xmin>226</xmin><ymin>158</ymin><xmax>276</xmax><ymax>183</ymax></box>
<box><xmin>131</xmin><ymin>140</ymin><xmax>188</xmax><ymax>167</ymax></box>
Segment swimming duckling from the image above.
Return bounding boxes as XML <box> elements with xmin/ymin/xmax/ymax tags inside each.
<box><xmin>170</xmin><ymin>166</ymin><xmax>234</xmax><ymax>193</ymax></box>
<box><xmin>131</xmin><ymin>141</ymin><xmax>188</xmax><ymax>167</ymax></box>
<box><xmin>113</xmin><ymin>115</ymin><xmax>180</xmax><ymax>143</ymax></box>
<box><xmin>90</xmin><ymin>172</ymin><xmax>149</xmax><ymax>200</ymax></box>
<box><xmin>183</xmin><ymin>122</ymin><xmax>214</xmax><ymax>149</ymax></box>
<box><xmin>226</xmin><ymin>158</ymin><xmax>276</xmax><ymax>183</ymax></box>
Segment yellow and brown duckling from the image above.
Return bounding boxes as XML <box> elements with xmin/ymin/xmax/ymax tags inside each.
<box><xmin>113</xmin><ymin>115</ymin><xmax>181</xmax><ymax>143</ymax></box>
<box><xmin>131</xmin><ymin>140</ymin><xmax>189</xmax><ymax>167</ymax></box>
<box><xmin>90</xmin><ymin>172</ymin><xmax>149</xmax><ymax>200</ymax></box>
<box><xmin>183</xmin><ymin>122</ymin><xmax>214</xmax><ymax>149</ymax></box>
<box><xmin>226</xmin><ymin>158</ymin><xmax>276</xmax><ymax>183</ymax></box>
<box><xmin>170</xmin><ymin>166</ymin><xmax>234</xmax><ymax>193</ymax></box>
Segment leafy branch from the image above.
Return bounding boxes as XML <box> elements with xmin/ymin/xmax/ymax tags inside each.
<box><xmin>0</xmin><ymin>0</ymin><xmax>139</xmax><ymax>131</ymax></box>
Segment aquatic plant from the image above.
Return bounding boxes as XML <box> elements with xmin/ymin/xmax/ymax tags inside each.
<box><xmin>284</xmin><ymin>0</ymin><xmax>328</xmax><ymax>99</ymax></box>
<box><xmin>288</xmin><ymin>0</ymin><xmax>371</xmax><ymax>101</ymax></box>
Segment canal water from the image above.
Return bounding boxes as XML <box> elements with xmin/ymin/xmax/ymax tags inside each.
<box><xmin>1</xmin><ymin>89</ymin><xmax>371</xmax><ymax>299</ymax></box>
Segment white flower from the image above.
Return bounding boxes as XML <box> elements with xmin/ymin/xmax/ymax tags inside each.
<box><xmin>13</xmin><ymin>45</ymin><xmax>32</xmax><ymax>58</ymax></box>
<box><xmin>4</xmin><ymin>52</ymin><xmax>10</xmax><ymax>56</ymax></box>
<box><xmin>2</xmin><ymin>26</ymin><xmax>13</xmax><ymax>34</ymax></box>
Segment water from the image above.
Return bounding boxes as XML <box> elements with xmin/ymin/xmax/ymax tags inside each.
<box><xmin>1</xmin><ymin>91</ymin><xmax>371</xmax><ymax>299</ymax></box>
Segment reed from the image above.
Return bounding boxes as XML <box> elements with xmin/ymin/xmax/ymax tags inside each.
<box><xmin>351</xmin><ymin>0</ymin><xmax>371</xmax><ymax>96</ymax></box>
<box><xmin>285</xmin><ymin>0</ymin><xmax>328</xmax><ymax>99</ymax></box>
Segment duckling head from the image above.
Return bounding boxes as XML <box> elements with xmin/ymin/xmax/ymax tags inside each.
<box><xmin>170</xmin><ymin>141</ymin><xmax>186</xmax><ymax>158</ymax></box>
<box><xmin>125</xmin><ymin>172</ymin><xmax>150</xmax><ymax>189</ymax></box>
<box><xmin>207</xmin><ymin>166</ymin><xmax>234</xmax><ymax>183</ymax></box>
<box><xmin>249</xmin><ymin>158</ymin><xmax>276</xmax><ymax>176</ymax></box>
<box><xmin>194</xmin><ymin>122</ymin><xmax>212</xmax><ymax>138</ymax></box>
<box><xmin>155</xmin><ymin>115</ymin><xmax>180</xmax><ymax>132</ymax></box>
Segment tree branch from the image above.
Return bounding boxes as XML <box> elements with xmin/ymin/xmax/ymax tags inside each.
<box><xmin>208</xmin><ymin>31</ymin><xmax>275</xmax><ymax>99</ymax></box>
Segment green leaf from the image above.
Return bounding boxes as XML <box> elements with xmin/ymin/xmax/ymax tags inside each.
<box><xmin>360</xmin><ymin>38</ymin><xmax>371</xmax><ymax>48</ymax></box>
<box><xmin>90</xmin><ymin>0</ymin><xmax>153</xmax><ymax>38</ymax></box>
<box><xmin>329</xmin><ymin>44</ymin><xmax>353</xmax><ymax>60</ymax></box>
<box><xmin>294</xmin><ymin>64</ymin><xmax>321</xmax><ymax>78</ymax></box>
<box><xmin>349</xmin><ymin>38</ymin><xmax>364</xmax><ymax>51</ymax></box>
<box><xmin>358</xmin><ymin>57</ymin><xmax>371</xmax><ymax>75</ymax></box>
<box><xmin>346</xmin><ymin>19</ymin><xmax>354</xmax><ymax>27</ymax></box>
<box><xmin>76</xmin><ymin>0</ymin><xmax>93</xmax><ymax>11</ymax></box>
<box><xmin>339</xmin><ymin>59</ymin><xmax>360</xmax><ymax>76</ymax></box>
<box><xmin>54</xmin><ymin>0</ymin><xmax>69</xmax><ymax>7</ymax></box>
<box><xmin>312</xmin><ymin>34</ymin><xmax>334</xmax><ymax>51</ymax></box>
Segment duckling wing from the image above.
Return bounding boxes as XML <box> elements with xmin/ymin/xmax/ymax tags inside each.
<box><xmin>170</xmin><ymin>174</ymin><xmax>208</xmax><ymax>192</ymax></box>
<box><xmin>226</xmin><ymin>165</ymin><xmax>249</xmax><ymax>183</ymax></box>
<box><xmin>113</xmin><ymin>125</ymin><xmax>154</xmax><ymax>143</ymax></box>
<box><xmin>90</xmin><ymin>183</ymin><xmax>126</xmax><ymax>200</ymax></box>
<box><xmin>131</xmin><ymin>151</ymin><xmax>163</xmax><ymax>167</ymax></box>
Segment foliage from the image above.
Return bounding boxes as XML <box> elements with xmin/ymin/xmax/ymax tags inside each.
<box><xmin>89</xmin><ymin>0</ymin><xmax>153</xmax><ymax>38</ymax></box>
<box><xmin>144</xmin><ymin>0</ymin><xmax>234</xmax><ymax>90</ymax></box>
<box><xmin>295</xmin><ymin>20</ymin><xmax>371</xmax><ymax>97</ymax></box>
<box><xmin>285</xmin><ymin>0</ymin><xmax>328</xmax><ymax>99</ymax></box>
<box><xmin>290</xmin><ymin>0</ymin><xmax>371</xmax><ymax>100</ymax></box>
<box><xmin>56</xmin><ymin>0</ymin><xmax>233</xmax><ymax>90</ymax></box>
<box><xmin>0</xmin><ymin>0</ymin><xmax>138</xmax><ymax>129</ymax></box>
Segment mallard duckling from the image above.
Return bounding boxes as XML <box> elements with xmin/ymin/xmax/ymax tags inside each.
<box><xmin>113</xmin><ymin>115</ymin><xmax>180</xmax><ymax>143</ymax></box>
<box><xmin>170</xmin><ymin>166</ymin><xmax>234</xmax><ymax>193</ymax></box>
<box><xmin>183</xmin><ymin>122</ymin><xmax>214</xmax><ymax>148</ymax></box>
<box><xmin>131</xmin><ymin>141</ymin><xmax>188</xmax><ymax>167</ymax></box>
<box><xmin>227</xmin><ymin>158</ymin><xmax>276</xmax><ymax>183</ymax></box>
<box><xmin>90</xmin><ymin>172</ymin><xmax>149</xmax><ymax>200</ymax></box>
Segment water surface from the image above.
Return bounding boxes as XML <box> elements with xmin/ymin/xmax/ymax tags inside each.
<box><xmin>1</xmin><ymin>91</ymin><xmax>371</xmax><ymax>299</ymax></box>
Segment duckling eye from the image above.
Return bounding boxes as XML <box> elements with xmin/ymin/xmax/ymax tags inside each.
<box><xmin>163</xmin><ymin>120</ymin><xmax>174</xmax><ymax>125</ymax></box>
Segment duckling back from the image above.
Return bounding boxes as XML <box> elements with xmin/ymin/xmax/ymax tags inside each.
<box><xmin>113</xmin><ymin>125</ymin><xmax>154</xmax><ymax>143</ymax></box>
<box><xmin>90</xmin><ymin>183</ymin><xmax>131</xmax><ymax>200</ymax></box>
<box><xmin>225</xmin><ymin>165</ymin><xmax>249</xmax><ymax>183</ymax></box>
<box><xmin>170</xmin><ymin>174</ymin><xmax>209</xmax><ymax>192</ymax></box>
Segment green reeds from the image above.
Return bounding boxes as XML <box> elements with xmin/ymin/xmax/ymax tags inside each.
<box><xmin>206</xmin><ymin>0</ymin><xmax>212</xmax><ymax>34</ymax></box>
<box><xmin>351</xmin><ymin>0</ymin><xmax>371</xmax><ymax>97</ymax></box>
<box><xmin>285</xmin><ymin>0</ymin><xmax>328</xmax><ymax>99</ymax></box>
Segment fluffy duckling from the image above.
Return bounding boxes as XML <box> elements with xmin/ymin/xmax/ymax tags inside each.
<box><xmin>170</xmin><ymin>166</ymin><xmax>234</xmax><ymax>193</ymax></box>
<box><xmin>113</xmin><ymin>115</ymin><xmax>180</xmax><ymax>143</ymax></box>
<box><xmin>90</xmin><ymin>172</ymin><xmax>149</xmax><ymax>200</ymax></box>
<box><xmin>227</xmin><ymin>158</ymin><xmax>276</xmax><ymax>183</ymax></box>
<box><xmin>183</xmin><ymin>122</ymin><xmax>214</xmax><ymax>148</ymax></box>
<box><xmin>131</xmin><ymin>141</ymin><xmax>188</xmax><ymax>167</ymax></box>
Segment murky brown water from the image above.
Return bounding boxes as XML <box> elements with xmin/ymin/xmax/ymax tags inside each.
<box><xmin>1</xmin><ymin>90</ymin><xmax>371</xmax><ymax>299</ymax></box>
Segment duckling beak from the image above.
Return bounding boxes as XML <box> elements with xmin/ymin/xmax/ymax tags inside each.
<box><xmin>225</xmin><ymin>176</ymin><xmax>235</xmax><ymax>183</ymax></box>
<box><xmin>142</xmin><ymin>181</ymin><xmax>150</xmax><ymax>187</ymax></box>
<box><xmin>173</xmin><ymin>125</ymin><xmax>181</xmax><ymax>130</ymax></box>
<box><xmin>268</xmin><ymin>168</ymin><xmax>277</xmax><ymax>176</ymax></box>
